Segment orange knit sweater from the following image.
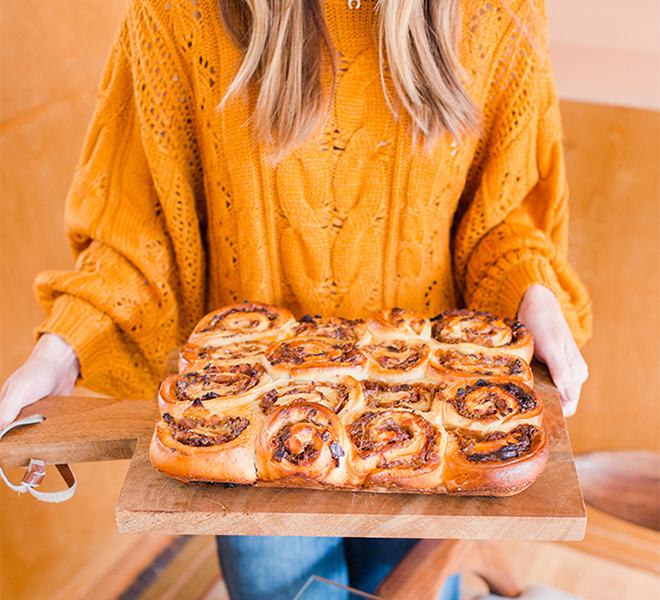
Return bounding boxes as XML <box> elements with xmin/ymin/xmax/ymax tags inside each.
<box><xmin>35</xmin><ymin>0</ymin><xmax>592</xmax><ymax>399</ymax></box>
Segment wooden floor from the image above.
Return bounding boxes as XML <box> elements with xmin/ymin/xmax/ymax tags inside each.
<box><xmin>44</xmin><ymin>506</ymin><xmax>659</xmax><ymax>600</ymax></box>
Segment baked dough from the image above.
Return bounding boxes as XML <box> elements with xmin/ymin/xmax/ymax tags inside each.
<box><xmin>366</xmin><ymin>308</ymin><xmax>431</xmax><ymax>341</ymax></box>
<box><xmin>187</xmin><ymin>301</ymin><xmax>297</xmax><ymax>347</ymax></box>
<box><xmin>428</xmin><ymin>347</ymin><xmax>533</xmax><ymax>387</ymax></box>
<box><xmin>443</xmin><ymin>425</ymin><xmax>548</xmax><ymax>495</ymax></box>
<box><xmin>342</xmin><ymin>408</ymin><xmax>445</xmax><ymax>490</ymax></box>
<box><xmin>178</xmin><ymin>340</ymin><xmax>271</xmax><ymax>372</ymax></box>
<box><xmin>149</xmin><ymin>304</ymin><xmax>548</xmax><ymax>496</ymax></box>
<box><xmin>158</xmin><ymin>363</ymin><xmax>273</xmax><ymax>417</ymax></box>
<box><xmin>149</xmin><ymin>399</ymin><xmax>261</xmax><ymax>484</ymax></box>
<box><xmin>364</xmin><ymin>339</ymin><xmax>431</xmax><ymax>383</ymax></box>
<box><xmin>264</xmin><ymin>337</ymin><xmax>367</xmax><ymax>380</ymax></box>
<box><xmin>442</xmin><ymin>379</ymin><xmax>543</xmax><ymax>432</ymax></box>
<box><xmin>431</xmin><ymin>309</ymin><xmax>534</xmax><ymax>363</ymax></box>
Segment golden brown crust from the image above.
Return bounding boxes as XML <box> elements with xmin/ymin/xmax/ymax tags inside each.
<box><xmin>428</xmin><ymin>346</ymin><xmax>533</xmax><ymax>386</ymax></box>
<box><xmin>443</xmin><ymin>425</ymin><xmax>549</xmax><ymax>495</ymax></box>
<box><xmin>158</xmin><ymin>363</ymin><xmax>273</xmax><ymax>417</ymax></box>
<box><xmin>366</xmin><ymin>308</ymin><xmax>431</xmax><ymax>341</ymax></box>
<box><xmin>264</xmin><ymin>337</ymin><xmax>367</xmax><ymax>380</ymax></box>
<box><xmin>254</xmin><ymin>376</ymin><xmax>363</xmax><ymax>417</ymax></box>
<box><xmin>188</xmin><ymin>301</ymin><xmax>297</xmax><ymax>347</ymax></box>
<box><xmin>442</xmin><ymin>379</ymin><xmax>543</xmax><ymax>432</ymax></box>
<box><xmin>150</xmin><ymin>304</ymin><xmax>548</xmax><ymax>496</ymax></box>
<box><xmin>178</xmin><ymin>340</ymin><xmax>271</xmax><ymax>372</ymax></box>
<box><xmin>343</xmin><ymin>409</ymin><xmax>445</xmax><ymax>490</ymax></box>
<box><xmin>363</xmin><ymin>339</ymin><xmax>431</xmax><ymax>383</ymax></box>
<box><xmin>149</xmin><ymin>403</ymin><xmax>261</xmax><ymax>484</ymax></box>
<box><xmin>256</xmin><ymin>402</ymin><xmax>349</xmax><ymax>486</ymax></box>
<box><xmin>360</xmin><ymin>380</ymin><xmax>444</xmax><ymax>413</ymax></box>
<box><xmin>291</xmin><ymin>315</ymin><xmax>371</xmax><ymax>346</ymax></box>
<box><xmin>431</xmin><ymin>309</ymin><xmax>534</xmax><ymax>363</ymax></box>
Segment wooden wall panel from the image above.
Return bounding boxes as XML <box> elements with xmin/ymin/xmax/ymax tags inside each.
<box><xmin>0</xmin><ymin>3</ymin><xmax>129</xmax><ymax>600</ymax></box>
<box><xmin>561</xmin><ymin>101</ymin><xmax>660</xmax><ymax>454</ymax></box>
<box><xmin>0</xmin><ymin>0</ymin><xmax>126</xmax><ymax>382</ymax></box>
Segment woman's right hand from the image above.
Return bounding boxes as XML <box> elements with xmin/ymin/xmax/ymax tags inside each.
<box><xmin>0</xmin><ymin>334</ymin><xmax>80</xmax><ymax>431</ymax></box>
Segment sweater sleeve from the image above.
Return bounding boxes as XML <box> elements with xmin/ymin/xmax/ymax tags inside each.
<box><xmin>34</xmin><ymin>2</ymin><xmax>207</xmax><ymax>398</ymax></box>
<box><xmin>452</xmin><ymin>2</ymin><xmax>592</xmax><ymax>347</ymax></box>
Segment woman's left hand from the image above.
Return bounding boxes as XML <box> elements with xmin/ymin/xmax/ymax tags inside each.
<box><xmin>517</xmin><ymin>285</ymin><xmax>589</xmax><ymax>417</ymax></box>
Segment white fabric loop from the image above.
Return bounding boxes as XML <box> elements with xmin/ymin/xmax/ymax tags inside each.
<box><xmin>0</xmin><ymin>415</ymin><xmax>77</xmax><ymax>503</ymax></box>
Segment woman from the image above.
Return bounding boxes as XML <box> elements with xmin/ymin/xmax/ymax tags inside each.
<box><xmin>0</xmin><ymin>0</ymin><xmax>590</xmax><ymax>598</ymax></box>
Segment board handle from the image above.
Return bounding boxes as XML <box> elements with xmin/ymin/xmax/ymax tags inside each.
<box><xmin>0</xmin><ymin>415</ymin><xmax>77</xmax><ymax>502</ymax></box>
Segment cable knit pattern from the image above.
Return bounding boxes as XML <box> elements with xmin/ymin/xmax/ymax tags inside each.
<box><xmin>34</xmin><ymin>0</ymin><xmax>592</xmax><ymax>399</ymax></box>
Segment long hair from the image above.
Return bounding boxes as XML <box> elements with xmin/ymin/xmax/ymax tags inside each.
<box><xmin>218</xmin><ymin>0</ymin><xmax>481</xmax><ymax>158</ymax></box>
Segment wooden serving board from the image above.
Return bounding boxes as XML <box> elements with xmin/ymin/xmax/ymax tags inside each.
<box><xmin>0</xmin><ymin>362</ymin><xmax>586</xmax><ymax>540</ymax></box>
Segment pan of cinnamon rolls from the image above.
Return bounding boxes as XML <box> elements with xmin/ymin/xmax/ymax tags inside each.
<box><xmin>149</xmin><ymin>303</ymin><xmax>548</xmax><ymax>496</ymax></box>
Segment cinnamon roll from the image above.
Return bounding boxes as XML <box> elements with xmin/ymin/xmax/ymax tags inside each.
<box><xmin>256</xmin><ymin>402</ymin><xmax>349</xmax><ymax>486</ymax></box>
<box><xmin>188</xmin><ymin>301</ymin><xmax>296</xmax><ymax>346</ymax></box>
<box><xmin>364</xmin><ymin>339</ymin><xmax>431</xmax><ymax>383</ymax></box>
<box><xmin>150</xmin><ymin>302</ymin><xmax>550</xmax><ymax>496</ymax></box>
<box><xmin>428</xmin><ymin>347</ymin><xmax>533</xmax><ymax>386</ymax></box>
<box><xmin>158</xmin><ymin>363</ymin><xmax>273</xmax><ymax>416</ymax></box>
<box><xmin>361</xmin><ymin>380</ymin><xmax>443</xmax><ymax>413</ymax></box>
<box><xmin>344</xmin><ymin>410</ymin><xmax>444</xmax><ymax>490</ymax></box>
<box><xmin>264</xmin><ymin>337</ymin><xmax>367</xmax><ymax>380</ymax></box>
<box><xmin>443</xmin><ymin>424</ymin><xmax>549</xmax><ymax>495</ymax></box>
<box><xmin>292</xmin><ymin>314</ymin><xmax>371</xmax><ymax>346</ymax></box>
<box><xmin>178</xmin><ymin>340</ymin><xmax>271</xmax><ymax>372</ymax></box>
<box><xmin>149</xmin><ymin>399</ymin><xmax>261</xmax><ymax>484</ymax></box>
<box><xmin>366</xmin><ymin>307</ymin><xmax>431</xmax><ymax>341</ymax></box>
<box><xmin>431</xmin><ymin>309</ymin><xmax>534</xmax><ymax>363</ymax></box>
<box><xmin>254</xmin><ymin>377</ymin><xmax>362</xmax><ymax>417</ymax></box>
<box><xmin>442</xmin><ymin>379</ymin><xmax>543</xmax><ymax>432</ymax></box>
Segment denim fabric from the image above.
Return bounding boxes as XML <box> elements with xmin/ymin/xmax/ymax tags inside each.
<box><xmin>216</xmin><ymin>535</ymin><xmax>461</xmax><ymax>600</ymax></box>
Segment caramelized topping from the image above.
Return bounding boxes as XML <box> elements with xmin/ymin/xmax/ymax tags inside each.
<box><xmin>347</xmin><ymin>411</ymin><xmax>439</xmax><ymax>467</ymax></box>
<box><xmin>362</xmin><ymin>381</ymin><xmax>440</xmax><ymax>412</ymax></box>
<box><xmin>455</xmin><ymin>425</ymin><xmax>538</xmax><ymax>462</ymax></box>
<box><xmin>174</xmin><ymin>363</ymin><xmax>266</xmax><ymax>402</ymax></box>
<box><xmin>265</xmin><ymin>339</ymin><xmax>365</xmax><ymax>367</ymax></box>
<box><xmin>257</xmin><ymin>382</ymin><xmax>350</xmax><ymax>414</ymax></box>
<box><xmin>201</xmin><ymin>305</ymin><xmax>280</xmax><ymax>334</ymax></box>
<box><xmin>293</xmin><ymin>315</ymin><xmax>365</xmax><ymax>343</ymax></box>
<box><xmin>435</xmin><ymin>349</ymin><xmax>525</xmax><ymax>376</ymax></box>
<box><xmin>449</xmin><ymin>380</ymin><xmax>537</xmax><ymax>419</ymax></box>
<box><xmin>164</xmin><ymin>412</ymin><xmax>249</xmax><ymax>447</ymax></box>
<box><xmin>432</xmin><ymin>310</ymin><xmax>514</xmax><ymax>347</ymax></box>
<box><xmin>267</xmin><ymin>404</ymin><xmax>343</xmax><ymax>467</ymax></box>
<box><xmin>184</xmin><ymin>341</ymin><xmax>270</xmax><ymax>363</ymax></box>
<box><xmin>367</xmin><ymin>340</ymin><xmax>428</xmax><ymax>371</ymax></box>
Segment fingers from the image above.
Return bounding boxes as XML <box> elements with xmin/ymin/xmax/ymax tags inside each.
<box><xmin>517</xmin><ymin>285</ymin><xmax>589</xmax><ymax>418</ymax></box>
<box><xmin>542</xmin><ymin>339</ymin><xmax>589</xmax><ymax>418</ymax></box>
<box><xmin>0</xmin><ymin>372</ymin><xmax>47</xmax><ymax>431</ymax></box>
<box><xmin>0</xmin><ymin>335</ymin><xmax>80</xmax><ymax>431</ymax></box>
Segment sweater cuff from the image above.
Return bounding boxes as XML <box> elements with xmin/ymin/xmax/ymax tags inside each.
<box><xmin>493</xmin><ymin>258</ymin><xmax>562</xmax><ymax>320</ymax></box>
<box><xmin>35</xmin><ymin>294</ymin><xmax>116</xmax><ymax>386</ymax></box>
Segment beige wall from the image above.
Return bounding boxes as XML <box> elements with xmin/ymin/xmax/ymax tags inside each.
<box><xmin>547</xmin><ymin>0</ymin><xmax>660</xmax><ymax>110</ymax></box>
<box><xmin>562</xmin><ymin>102</ymin><xmax>660</xmax><ymax>454</ymax></box>
<box><xmin>1</xmin><ymin>3</ymin><xmax>129</xmax><ymax>600</ymax></box>
<box><xmin>0</xmin><ymin>2</ymin><xmax>658</xmax><ymax>600</ymax></box>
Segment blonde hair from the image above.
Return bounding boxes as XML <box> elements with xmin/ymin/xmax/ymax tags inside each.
<box><xmin>218</xmin><ymin>0</ymin><xmax>481</xmax><ymax>157</ymax></box>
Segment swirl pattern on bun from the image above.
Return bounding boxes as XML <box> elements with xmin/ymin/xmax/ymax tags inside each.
<box><xmin>431</xmin><ymin>309</ymin><xmax>534</xmax><ymax>362</ymax></box>
<box><xmin>366</xmin><ymin>308</ymin><xmax>431</xmax><ymax>341</ymax></box>
<box><xmin>150</xmin><ymin>302</ymin><xmax>548</xmax><ymax>496</ymax></box>
<box><xmin>188</xmin><ymin>302</ymin><xmax>297</xmax><ymax>346</ymax></box>
<box><xmin>344</xmin><ymin>410</ymin><xmax>444</xmax><ymax>490</ymax></box>
<box><xmin>256</xmin><ymin>403</ymin><xmax>349</xmax><ymax>486</ymax></box>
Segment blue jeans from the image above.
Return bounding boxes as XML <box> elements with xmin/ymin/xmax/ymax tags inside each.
<box><xmin>216</xmin><ymin>535</ymin><xmax>461</xmax><ymax>600</ymax></box>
